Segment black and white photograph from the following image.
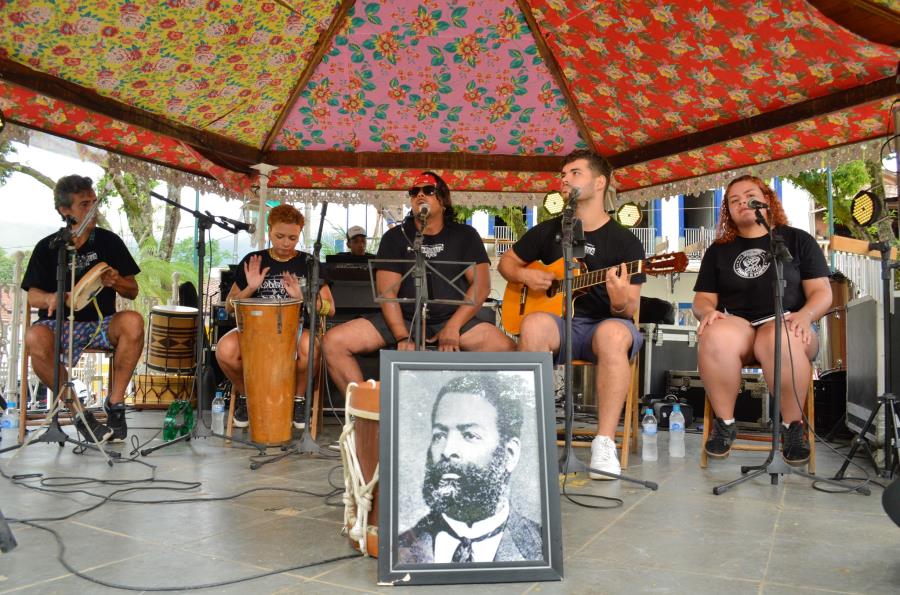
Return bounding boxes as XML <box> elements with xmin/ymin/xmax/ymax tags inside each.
<box><xmin>378</xmin><ymin>351</ymin><xmax>562</xmax><ymax>586</ymax></box>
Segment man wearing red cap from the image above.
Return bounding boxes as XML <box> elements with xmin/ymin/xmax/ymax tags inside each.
<box><xmin>323</xmin><ymin>171</ymin><xmax>514</xmax><ymax>393</ymax></box>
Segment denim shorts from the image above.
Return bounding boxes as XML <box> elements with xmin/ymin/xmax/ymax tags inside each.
<box><xmin>550</xmin><ymin>315</ymin><xmax>643</xmax><ymax>365</ymax></box>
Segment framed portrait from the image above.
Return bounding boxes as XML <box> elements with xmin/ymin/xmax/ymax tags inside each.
<box><xmin>377</xmin><ymin>351</ymin><xmax>562</xmax><ymax>586</ymax></box>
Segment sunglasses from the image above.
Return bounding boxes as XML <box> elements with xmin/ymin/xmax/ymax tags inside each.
<box><xmin>407</xmin><ymin>185</ymin><xmax>437</xmax><ymax>198</ymax></box>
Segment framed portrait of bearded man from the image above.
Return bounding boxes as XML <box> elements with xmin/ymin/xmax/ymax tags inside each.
<box><xmin>378</xmin><ymin>351</ymin><xmax>562</xmax><ymax>586</ymax></box>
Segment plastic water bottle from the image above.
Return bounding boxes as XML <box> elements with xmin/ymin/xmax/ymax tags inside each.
<box><xmin>211</xmin><ymin>390</ymin><xmax>226</xmax><ymax>435</ymax></box>
<box><xmin>641</xmin><ymin>407</ymin><xmax>658</xmax><ymax>461</ymax></box>
<box><xmin>1</xmin><ymin>399</ymin><xmax>20</xmax><ymax>452</ymax></box>
<box><xmin>668</xmin><ymin>404</ymin><xmax>686</xmax><ymax>458</ymax></box>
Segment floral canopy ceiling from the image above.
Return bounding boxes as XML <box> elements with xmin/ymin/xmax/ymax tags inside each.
<box><xmin>0</xmin><ymin>0</ymin><xmax>898</xmax><ymax>203</ymax></box>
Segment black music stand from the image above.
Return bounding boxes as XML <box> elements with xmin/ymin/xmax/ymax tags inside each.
<box><xmin>713</xmin><ymin>210</ymin><xmax>851</xmax><ymax>495</ymax></box>
<box><xmin>140</xmin><ymin>192</ymin><xmax>245</xmax><ymax>456</ymax></box>
<box><xmin>0</xmin><ymin>211</ymin><xmax>118</xmax><ymax>463</ymax></box>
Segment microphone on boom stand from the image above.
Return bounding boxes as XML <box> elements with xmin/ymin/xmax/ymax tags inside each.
<box><xmin>417</xmin><ymin>203</ymin><xmax>430</xmax><ymax>221</ymax></box>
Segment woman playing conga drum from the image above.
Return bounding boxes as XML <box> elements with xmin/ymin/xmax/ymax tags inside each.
<box><xmin>216</xmin><ymin>204</ymin><xmax>334</xmax><ymax>430</ymax></box>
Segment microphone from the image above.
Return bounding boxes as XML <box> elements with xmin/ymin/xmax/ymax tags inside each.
<box><xmin>748</xmin><ymin>199</ymin><xmax>769</xmax><ymax>210</ymax></box>
<box><xmin>218</xmin><ymin>215</ymin><xmax>253</xmax><ymax>233</ymax></box>
<box><xmin>568</xmin><ymin>187</ymin><xmax>581</xmax><ymax>203</ymax></box>
<box><xmin>417</xmin><ymin>203</ymin><xmax>430</xmax><ymax>219</ymax></box>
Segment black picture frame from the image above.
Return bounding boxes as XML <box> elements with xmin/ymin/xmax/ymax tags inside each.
<box><xmin>377</xmin><ymin>351</ymin><xmax>562</xmax><ymax>586</ymax></box>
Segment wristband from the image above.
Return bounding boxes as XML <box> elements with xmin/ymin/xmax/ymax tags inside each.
<box><xmin>394</xmin><ymin>335</ymin><xmax>409</xmax><ymax>343</ymax></box>
<box><xmin>318</xmin><ymin>300</ymin><xmax>331</xmax><ymax>317</ymax></box>
<box><xmin>610</xmin><ymin>302</ymin><xmax>627</xmax><ymax>314</ymax></box>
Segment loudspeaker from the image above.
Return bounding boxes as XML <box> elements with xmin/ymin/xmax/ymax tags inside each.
<box><xmin>846</xmin><ymin>296</ymin><xmax>880</xmax><ymax>442</ymax></box>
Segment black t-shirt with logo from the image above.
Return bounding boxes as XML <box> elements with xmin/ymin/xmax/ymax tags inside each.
<box><xmin>375</xmin><ymin>218</ymin><xmax>489</xmax><ymax>323</ymax></box>
<box><xmin>234</xmin><ymin>249</ymin><xmax>321</xmax><ymax>299</ymax></box>
<box><xmin>21</xmin><ymin>227</ymin><xmax>141</xmax><ymax>322</ymax></box>
<box><xmin>511</xmin><ymin>217</ymin><xmax>647</xmax><ymax>320</ymax></box>
<box><xmin>693</xmin><ymin>225</ymin><xmax>829</xmax><ymax>321</ymax></box>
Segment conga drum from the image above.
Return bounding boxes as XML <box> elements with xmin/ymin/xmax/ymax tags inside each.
<box><xmin>340</xmin><ymin>380</ymin><xmax>380</xmax><ymax>557</ymax></box>
<box><xmin>147</xmin><ymin>305</ymin><xmax>199</xmax><ymax>373</ymax></box>
<box><xmin>234</xmin><ymin>298</ymin><xmax>302</xmax><ymax>445</ymax></box>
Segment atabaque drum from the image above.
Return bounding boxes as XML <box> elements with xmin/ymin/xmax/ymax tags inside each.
<box><xmin>147</xmin><ymin>305</ymin><xmax>198</xmax><ymax>373</ymax></box>
<box><xmin>339</xmin><ymin>380</ymin><xmax>380</xmax><ymax>557</ymax></box>
<box><xmin>132</xmin><ymin>374</ymin><xmax>195</xmax><ymax>410</ymax></box>
<box><xmin>234</xmin><ymin>298</ymin><xmax>302</xmax><ymax>446</ymax></box>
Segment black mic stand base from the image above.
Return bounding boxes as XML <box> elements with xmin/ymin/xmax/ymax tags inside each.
<box><xmin>713</xmin><ymin>450</ymin><xmax>864</xmax><ymax>496</ymax></box>
<box><xmin>0</xmin><ymin>508</ymin><xmax>16</xmax><ymax>553</ymax></box>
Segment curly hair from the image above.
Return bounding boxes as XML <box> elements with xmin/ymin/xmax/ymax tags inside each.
<box><xmin>53</xmin><ymin>175</ymin><xmax>94</xmax><ymax>213</ymax></box>
<box><xmin>267</xmin><ymin>203</ymin><xmax>304</xmax><ymax>228</ymax></box>
<box><xmin>716</xmin><ymin>175</ymin><xmax>789</xmax><ymax>244</ymax></box>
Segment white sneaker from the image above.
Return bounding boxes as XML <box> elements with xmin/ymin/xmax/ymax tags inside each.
<box><xmin>589</xmin><ymin>435</ymin><xmax>621</xmax><ymax>480</ymax></box>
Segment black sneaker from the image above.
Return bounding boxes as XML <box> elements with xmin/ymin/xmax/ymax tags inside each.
<box><xmin>292</xmin><ymin>396</ymin><xmax>307</xmax><ymax>429</ymax></box>
<box><xmin>74</xmin><ymin>410</ymin><xmax>113</xmax><ymax>443</ymax></box>
<box><xmin>233</xmin><ymin>396</ymin><xmax>249</xmax><ymax>428</ymax></box>
<box><xmin>782</xmin><ymin>420</ymin><xmax>811</xmax><ymax>466</ymax></box>
<box><xmin>705</xmin><ymin>417</ymin><xmax>737</xmax><ymax>458</ymax></box>
<box><xmin>103</xmin><ymin>396</ymin><xmax>128</xmax><ymax>442</ymax></box>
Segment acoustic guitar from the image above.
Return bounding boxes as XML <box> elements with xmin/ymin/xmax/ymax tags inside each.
<box><xmin>500</xmin><ymin>252</ymin><xmax>688</xmax><ymax>335</ymax></box>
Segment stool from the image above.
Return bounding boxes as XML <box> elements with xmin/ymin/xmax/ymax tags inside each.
<box><xmin>700</xmin><ymin>370</ymin><xmax>816</xmax><ymax>472</ymax></box>
<box><xmin>556</xmin><ymin>356</ymin><xmax>641</xmax><ymax>469</ymax></box>
<box><xmin>17</xmin><ymin>308</ymin><xmax>115</xmax><ymax>442</ymax></box>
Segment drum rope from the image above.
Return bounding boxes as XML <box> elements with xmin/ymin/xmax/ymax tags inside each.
<box><xmin>339</xmin><ymin>417</ymin><xmax>379</xmax><ymax>556</ymax></box>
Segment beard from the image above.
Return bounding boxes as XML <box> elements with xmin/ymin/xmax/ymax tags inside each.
<box><xmin>422</xmin><ymin>445</ymin><xmax>512</xmax><ymax>525</ymax></box>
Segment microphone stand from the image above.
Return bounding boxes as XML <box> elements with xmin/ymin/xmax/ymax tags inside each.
<box><xmin>713</xmin><ymin>209</ymin><xmax>850</xmax><ymax>494</ymax></box>
<box><xmin>555</xmin><ymin>192</ymin><xmax>655</xmax><ymax>489</ymax></box>
<box><xmin>1</xmin><ymin>210</ymin><xmax>118</xmax><ymax>463</ymax></box>
<box><xmin>411</xmin><ymin>211</ymin><xmax>429</xmax><ymax>350</ymax></box>
<box><xmin>140</xmin><ymin>191</ymin><xmax>243</xmax><ymax>456</ymax></box>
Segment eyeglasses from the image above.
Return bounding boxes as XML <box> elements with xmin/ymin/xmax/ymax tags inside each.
<box><xmin>407</xmin><ymin>185</ymin><xmax>437</xmax><ymax>198</ymax></box>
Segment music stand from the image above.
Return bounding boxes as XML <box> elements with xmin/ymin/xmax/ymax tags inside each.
<box><xmin>1</xmin><ymin>206</ymin><xmax>119</xmax><ymax>464</ymax></box>
<box><xmin>139</xmin><ymin>191</ymin><xmax>245</xmax><ymax>456</ymax></box>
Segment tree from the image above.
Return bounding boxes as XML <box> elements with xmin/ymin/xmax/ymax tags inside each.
<box><xmin>171</xmin><ymin>237</ymin><xmax>229</xmax><ymax>271</ymax></box>
<box><xmin>0</xmin><ymin>248</ymin><xmax>31</xmax><ymax>284</ymax></box>
<box><xmin>454</xmin><ymin>205</ymin><xmax>528</xmax><ymax>240</ymax></box>
<box><xmin>784</xmin><ymin>160</ymin><xmax>872</xmax><ymax>240</ymax></box>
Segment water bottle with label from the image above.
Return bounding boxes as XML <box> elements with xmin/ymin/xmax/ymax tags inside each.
<box><xmin>641</xmin><ymin>407</ymin><xmax>658</xmax><ymax>461</ymax></box>
<box><xmin>1</xmin><ymin>399</ymin><xmax>20</xmax><ymax>452</ymax></box>
<box><xmin>211</xmin><ymin>390</ymin><xmax>226</xmax><ymax>435</ymax></box>
<box><xmin>668</xmin><ymin>403</ymin><xmax>686</xmax><ymax>458</ymax></box>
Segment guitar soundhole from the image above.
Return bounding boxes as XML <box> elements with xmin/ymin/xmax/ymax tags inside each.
<box><xmin>546</xmin><ymin>281</ymin><xmax>559</xmax><ymax>298</ymax></box>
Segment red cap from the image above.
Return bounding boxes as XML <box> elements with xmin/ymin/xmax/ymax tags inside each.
<box><xmin>412</xmin><ymin>173</ymin><xmax>438</xmax><ymax>187</ymax></box>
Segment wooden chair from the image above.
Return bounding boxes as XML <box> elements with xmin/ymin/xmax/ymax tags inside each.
<box><xmin>699</xmin><ymin>368</ymin><xmax>816</xmax><ymax>473</ymax></box>
<box><xmin>556</xmin><ymin>306</ymin><xmax>642</xmax><ymax>469</ymax></box>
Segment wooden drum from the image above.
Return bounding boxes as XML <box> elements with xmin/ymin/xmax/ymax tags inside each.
<box><xmin>818</xmin><ymin>275</ymin><xmax>852</xmax><ymax>372</ymax></box>
<box><xmin>340</xmin><ymin>380</ymin><xmax>380</xmax><ymax>557</ymax></box>
<box><xmin>147</xmin><ymin>305</ymin><xmax>199</xmax><ymax>373</ymax></box>
<box><xmin>132</xmin><ymin>374</ymin><xmax>195</xmax><ymax>409</ymax></box>
<box><xmin>234</xmin><ymin>298</ymin><xmax>302</xmax><ymax>446</ymax></box>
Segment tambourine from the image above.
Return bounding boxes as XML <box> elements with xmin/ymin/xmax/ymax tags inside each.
<box><xmin>66</xmin><ymin>261</ymin><xmax>110</xmax><ymax>312</ymax></box>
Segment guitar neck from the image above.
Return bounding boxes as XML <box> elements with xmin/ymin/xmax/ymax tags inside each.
<box><xmin>573</xmin><ymin>259</ymin><xmax>643</xmax><ymax>291</ymax></box>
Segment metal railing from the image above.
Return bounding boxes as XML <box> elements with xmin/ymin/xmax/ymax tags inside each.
<box><xmin>684</xmin><ymin>227</ymin><xmax>717</xmax><ymax>258</ymax></box>
<box><xmin>630</xmin><ymin>227</ymin><xmax>655</xmax><ymax>256</ymax></box>
<box><xmin>493</xmin><ymin>225</ymin><xmax>516</xmax><ymax>256</ymax></box>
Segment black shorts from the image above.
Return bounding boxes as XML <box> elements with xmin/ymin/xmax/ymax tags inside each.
<box><xmin>366</xmin><ymin>308</ymin><xmax>495</xmax><ymax>346</ymax></box>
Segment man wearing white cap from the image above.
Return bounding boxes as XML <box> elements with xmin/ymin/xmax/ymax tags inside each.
<box><xmin>345</xmin><ymin>225</ymin><xmax>372</xmax><ymax>257</ymax></box>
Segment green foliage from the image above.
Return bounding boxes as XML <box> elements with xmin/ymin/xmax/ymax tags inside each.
<box><xmin>0</xmin><ymin>247</ymin><xmax>31</xmax><ymax>284</ymax></box>
<box><xmin>784</xmin><ymin>160</ymin><xmax>871</xmax><ymax>239</ymax></box>
<box><xmin>171</xmin><ymin>237</ymin><xmax>229</xmax><ymax>271</ymax></box>
<box><xmin>454</xmin><ymin>205</ymin><xmax>527</xmax><ymax>240</ymax></box>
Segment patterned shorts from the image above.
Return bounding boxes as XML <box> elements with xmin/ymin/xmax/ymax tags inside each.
<box><xmin>34</xmin><ymin>315</ymin><xmax>115</xmax><ymax>364</ymax></box>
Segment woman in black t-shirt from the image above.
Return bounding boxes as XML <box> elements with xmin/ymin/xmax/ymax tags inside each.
<box><xmin>692</xmin><ymin>175</ymin><xmax>831</xmax><ymax>465</ymax></box>
<box><xmin>216</xmin><ymin>204</ymin><xmax>334</xmax><ymax>430</ymax></box>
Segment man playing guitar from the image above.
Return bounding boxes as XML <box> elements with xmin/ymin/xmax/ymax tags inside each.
<box><xmin>498</xmin><ymin>150</ymin><xmax>646</xmax><ymax>479</ymax></box>
<box><xmin>20</xmin><ymin>175</ymin><xmax>144</xmax><ymax>443</ymax></box>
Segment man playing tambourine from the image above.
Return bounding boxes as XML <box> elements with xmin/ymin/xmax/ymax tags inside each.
<box><xmin>20</xmin><ymin>175</ymin><xmax>144</xmax><ymax>443</ymax></box>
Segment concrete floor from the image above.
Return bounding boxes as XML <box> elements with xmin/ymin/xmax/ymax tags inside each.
<box><xmin>0</xmin><ymin>410</ymin><xmax>898</xmax><ymax>594</ymax></box>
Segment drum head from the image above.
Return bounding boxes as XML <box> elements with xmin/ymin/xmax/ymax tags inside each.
<box><xmin>152</xmin><ymin>305</ymin><xmax>199</xmax><ymax>315</ymax></box>
<box><xmin>233</xmin><ymin>298</ymin><xmax>302</xmax><ymax>306</ymax></box>
<box><xmin>68</xmin><ymin>261</ymin><xmax>110</xmax><ymax>312</ymax></box>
